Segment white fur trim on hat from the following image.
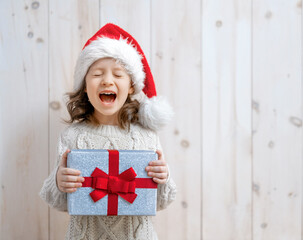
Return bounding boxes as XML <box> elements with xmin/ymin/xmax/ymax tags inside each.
<box><xmin>74</xmin><ymin>37</ymin><xmax>145</xmax><ymax>93</ymax></box>
<box><xmin>138</xmin><ymin>96</ymin><xmax>174</xmax><ymax>131</ymax></box>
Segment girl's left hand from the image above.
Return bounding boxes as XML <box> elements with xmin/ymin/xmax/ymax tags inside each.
<box><xmin>145</xmin><ymin>150</ymin><xmax>168</xmax><ymax>184</ymax></box>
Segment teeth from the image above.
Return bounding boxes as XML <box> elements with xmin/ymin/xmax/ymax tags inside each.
<box><xmin>101</xmin><ymin>93</ymin><xmax>115</xmax><ymax>95</ymax></box>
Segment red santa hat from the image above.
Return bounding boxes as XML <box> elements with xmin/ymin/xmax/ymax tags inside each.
<box><xmin>74</xmin><ymin>23</ymin><xmax>173</xmax><ymax>130</ymax></box>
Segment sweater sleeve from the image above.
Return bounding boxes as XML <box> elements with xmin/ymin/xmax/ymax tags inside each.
<box><xmin>38</xmin><ymin>130</ymin><xmax>69</xmax><ymax>212</ymax></box>
<box><xmin>155</xmin><ymin>135</ymin><xmax>177</xmax><ymax>211</ymax></box>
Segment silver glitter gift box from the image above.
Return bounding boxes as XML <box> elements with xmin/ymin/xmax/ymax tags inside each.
<box><xmin>67</xmin><ymin>149</ymin><xmax>158</xmax><ymax>216</ymax></box>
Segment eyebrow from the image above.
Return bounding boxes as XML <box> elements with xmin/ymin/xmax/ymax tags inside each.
<box><xmin>113</xmin><ymin>67</ymin><xmax>124</xmax><ymax>71</ymax></box>
<box><xmin>91</xmin><ymin>66</ymin><xmax>124</xmax><ymax>71</ymax></box>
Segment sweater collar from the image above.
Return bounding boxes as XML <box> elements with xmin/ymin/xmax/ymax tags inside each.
<box><xmin>80</xmin><ymin>121</ymin><xmax>134</xmax><ymax>137</ymax></box>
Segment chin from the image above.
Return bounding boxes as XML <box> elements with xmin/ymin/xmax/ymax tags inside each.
<box><xmin>96</xmin><ymin>108</ymin><xmax>119</xmax><ymax>118</ymax></box>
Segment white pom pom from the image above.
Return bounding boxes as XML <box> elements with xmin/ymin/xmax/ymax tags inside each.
<box><xmin>138</xmin><ymin>96</ymin><xmax>174</xmax><ymax>131</ymax></box>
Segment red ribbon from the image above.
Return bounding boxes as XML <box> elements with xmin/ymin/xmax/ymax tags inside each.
<box><xmin>82</xmin><ymin>150</ymin><xmax>157</xmax><ymax>215</ymax></box>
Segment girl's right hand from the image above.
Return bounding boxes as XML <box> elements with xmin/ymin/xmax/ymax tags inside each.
<box><xmin>56</xmin><ymin>149</ymin><xmax>85</xmax><ymax>193</ymax></box>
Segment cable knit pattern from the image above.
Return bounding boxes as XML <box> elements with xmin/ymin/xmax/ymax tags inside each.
<box><xmin>39</xmin><ymin>122</ymin><xmax>177</xmax><ymax>240</ymax></box>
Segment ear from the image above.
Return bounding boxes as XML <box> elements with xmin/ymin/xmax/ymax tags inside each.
<box><xmin>128</xmin><ymin>85</ymin><xmax>134</xmax><ymax>95</ymax></box>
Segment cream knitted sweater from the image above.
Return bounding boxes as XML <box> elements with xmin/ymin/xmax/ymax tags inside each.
<box><xmin>39</xmin><ymin>122</ymin><xmax>177</xmax><ymax>240</ymax></box>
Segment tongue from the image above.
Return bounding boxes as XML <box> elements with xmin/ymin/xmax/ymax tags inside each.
<box><xmin>100</xmin><ymin>94</ymin><xmax>115</xmax><ymax>103</ymax></box>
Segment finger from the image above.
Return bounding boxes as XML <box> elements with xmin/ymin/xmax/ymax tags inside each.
<box><xmin>60</xmin><ymin>149</ymin><xmax>71</xmax><ymax>167</ymax></box>
<box><xmin>62</xmin><ymin>168</ymin><xmax>82</xmax><ymax>176</ymax></box>
<box><xmin>60</xmin><ymin>182</ymin><xmax>82</xmax><ymax>188</ymax></box>
<box><xmin>62</xmin><ymin>175</ymin><xmax>85</xmax><ymax>182</ymax></box>
<box><xmin>148</xmin><ymin>160</ymin><xmax>166</xmax><ymax>166</ymax></box>
<box><xmin>152</xmin><ymin>177</ymin><xmax>167</xmax><ymax>184</ymax></box>
<box><xmin>145</xmin><ymin>165</ymin><xmax>167</xmax><ymax>173</ymax></box>
<box><xmin>155</xmin><ymin>150</ymin><xmax>163</xmax><ymax>160</ymax></box>
<box><xmin>147</xmin><ymin>172</ymin><xmax>167</xmax><ymax>179</ymax></box>
<box><xmin>60</xmin><ymin>187</ymin><xmax>78</xmax><ymax>193</ymax></box>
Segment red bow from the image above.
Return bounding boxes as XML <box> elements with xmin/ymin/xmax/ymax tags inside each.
<box><xmin>83</xmin><ymin>167</ymin><xmax>138</xmax><ymax>204</ymax></box>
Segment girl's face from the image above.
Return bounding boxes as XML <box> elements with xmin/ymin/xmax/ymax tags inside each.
<box><xmin>85</xmin><ymin>58</ymin><xmax>134</xmax><ymax>125</ymax></box>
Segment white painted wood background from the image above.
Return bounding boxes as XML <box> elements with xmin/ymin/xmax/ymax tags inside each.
<box><xmin>0</xmin><ymin>0</ymin><xmax>302</xmax><ymax>239</ymax></box>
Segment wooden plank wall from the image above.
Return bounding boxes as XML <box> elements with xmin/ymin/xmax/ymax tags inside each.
<box><xmin>0</xmin><ymin>0</ymin><xmax>49</xmax><ymax>239</ymax></box>
<box><xmin>202</xmin><ymin>0</ymin><xmax>252</xmax><ymax>239</ymax></box>
<box><xmin>0</xmin><ymin>0</ymin><xmax>301</xmax><ymax>239</ymax></box>
<box><xmin>252</xmin><ymin>1</ymin><xmax>302</xmax><ymax>239</ymax></box>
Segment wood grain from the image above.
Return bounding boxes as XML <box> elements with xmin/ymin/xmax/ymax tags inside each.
<box><xmin>202</xmin><ymin>0</ymin><xmax>253</xmax><ymax>239</ymax></box>
<box><xmin>252</xmin><ymin>0</ymin><xmax>302</xmax><ymax>239</ymax></box>
<box><xmin>0</xmin><ymin>0</ymin><xmax>49</xmax><ymax>239</ymax></box>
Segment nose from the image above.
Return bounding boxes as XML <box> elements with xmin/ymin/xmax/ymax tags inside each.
<box><xmin>101</xmin><ymin>72</ymin><xmax>114</xmax><ymax>86</ymax></box>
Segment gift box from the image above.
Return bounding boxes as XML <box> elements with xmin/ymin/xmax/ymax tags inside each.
<box><xmin>67</xmin><ymin>149</ymin><xmax>158</xmax><ymax>216</ymax></box>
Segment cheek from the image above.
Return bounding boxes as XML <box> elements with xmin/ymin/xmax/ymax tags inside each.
<box><xmin>85</xmin><ymin>79</ymin><xmax>98</xmax><ymax>93</ymax></box>
<box><xmin>119</xmin><ymin>82</ymin><xmax>132</xmax><ymax>96</ymax></box>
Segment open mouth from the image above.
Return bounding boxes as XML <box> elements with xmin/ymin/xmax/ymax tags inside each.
<box><xmin>99</xmin><ymin>92</ymin><xmax>117</xmax><ymax>103</ymax></box>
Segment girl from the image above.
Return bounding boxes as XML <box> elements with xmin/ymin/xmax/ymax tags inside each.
<box><xmin>39</xmin><ymin>23</ymin><xmax>177</xmax><ymax>240</ymax></box>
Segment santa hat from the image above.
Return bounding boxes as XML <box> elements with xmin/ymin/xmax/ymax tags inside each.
<box><xmin>74</xmin><ymin>23</ymin><xmax>173</xmax><ymax>130</ymax></box>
